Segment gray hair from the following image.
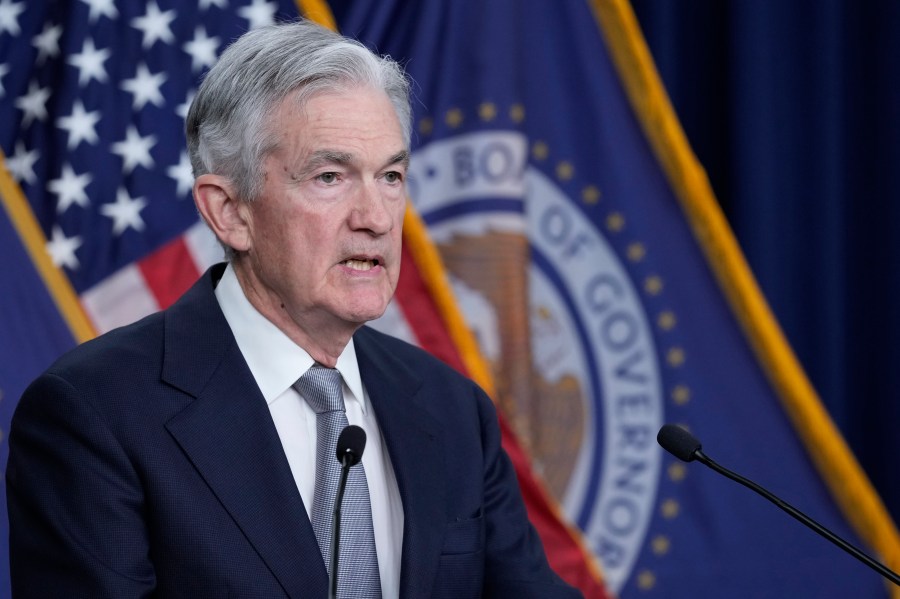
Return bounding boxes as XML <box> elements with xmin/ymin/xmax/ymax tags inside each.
<box><xmin>186</xmin><ymin>19</ymin><xmax>411</xmax><ymax>203</ymax></box>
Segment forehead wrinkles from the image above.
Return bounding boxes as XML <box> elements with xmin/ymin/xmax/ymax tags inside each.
<box><xmin>268</xmin><ymin>89</ymin><xmax>405</xmax><ymax>170</ymax></box>
<box><xmin>305</xmin><ymin>87</ymin><xmax>402</xmax><ymax>139</ymax></box>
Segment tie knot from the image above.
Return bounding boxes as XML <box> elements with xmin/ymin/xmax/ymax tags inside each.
<box><xmin>295</xmin><ymin>365</ymin><xmax>345</xmax><ymax>414</ymax></box>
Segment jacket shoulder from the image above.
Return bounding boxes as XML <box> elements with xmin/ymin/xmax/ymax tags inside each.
<box><xmin>355</xmin><ymin>325</ymin><xmax>471</xmax><ymax>382</ymax></box>
<box><xmin>45</xmin><ymin>310</ymin><xmax>166</xmax><ymax>385</ymax></box>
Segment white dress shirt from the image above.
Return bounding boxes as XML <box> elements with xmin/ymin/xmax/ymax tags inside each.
<box><xmin>215</xmin><ymin>264</ymin><xmax>403</xmax><ymax>597</ymax></box>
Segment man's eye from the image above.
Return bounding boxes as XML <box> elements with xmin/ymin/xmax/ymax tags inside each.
<box><xmin>317</xmin><ymin>172</ymin><xmax>339</xmax><ymax>184</ymax></box>
<box><xmin>383</xmin><ymin>171</ymin><xmax>403</xmax><ymax>184</ymax></box>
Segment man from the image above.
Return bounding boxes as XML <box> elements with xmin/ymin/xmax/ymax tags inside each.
<box><xmin>7</xmin><ymin>20</ymin><xmax>581</xmax><ymax>599</ymax></box>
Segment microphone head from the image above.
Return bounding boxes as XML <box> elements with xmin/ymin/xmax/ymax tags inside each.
<box><xmin>336</xmin><ymin>425</ymin><xmax>367</xmax><ymax>466</ymax></box>
<box><xmin>657</xmin><ymin>424</ymin><xmax>702</xmax><ymax>462</ymax></box>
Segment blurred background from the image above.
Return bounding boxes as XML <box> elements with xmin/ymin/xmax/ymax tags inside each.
<box><xmin>631</xmin><ymin>0</ymin><xmax>900</xmax><ymax>523</ymax></box>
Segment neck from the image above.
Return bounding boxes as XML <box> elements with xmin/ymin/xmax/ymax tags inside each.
<box><xmin>231</xmin><ymin>260</ymin><xmax>359</xmax><ymax>368</ymax></box>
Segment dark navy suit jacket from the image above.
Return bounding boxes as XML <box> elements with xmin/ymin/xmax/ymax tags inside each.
<box><xmin>7</xmin><ymin>264</ymin><xmax>581</xmax><ymax>598</ymax></box>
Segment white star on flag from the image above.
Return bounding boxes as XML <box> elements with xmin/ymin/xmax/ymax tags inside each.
<box><xmin>167</xmin><ymin>152</ymin><xmax>195</xmax><ymax>198</ymax></box>
<box><xmin>48</xmin><ymin>164</ymin><xmax>93</xmax><ymax>213</ymax></box>
<box><xmin>79</xmin><ymin>0</ymin><xmax>118</xmax><ymax>23</ymax></box>
<box><xmin>68</xmin><ymin>38</ymin><xmax>111</xmax><ymax>86</ymax></box>
<box><xmin>101</xmin><ymin>188</ymin><xmax>148</xmax><ymax>235</ymax></box>
<box><xmin>199</xmin><ymin>0</ymin><xmax>228</xmax><ymax>10</ymax></box>
<box><xmin>111</xmin><ymin>125</ymin><xmax>157</xmax><ymax>174</ymax></box>
<box><xmin>57</xmin><ymin>99</ymin><xmax>101</xmax><ymax>149</ymax></box>
<box><xmin>6</xmin><ymin>141</ymin><xmax>39</xmax><ymax>184</ymax></box>
<box><xmin>183</xmin><ymin>27</ymin><xmax>220</xmax><ymax>73</ymax></box>
<box><xmin>0</xmin><ymin>0</ymin><xmax>25</xmax><ymax>36</ymax></box>
<box><xmin>15</xmin><ymin>81</ymin><xmax>52</xmax><ymax>127</ymax></box>
<box><xmin>46</xmin><ymin>225</ymin><xmax>83</xmax><ymax>269</ymax></box>
<box><xmin>121</xmin><ymin>63</ymin><xmax>167</xmax><ymax>110</ymax></box>
<box><xmin>131</xmin><ymin>0</ymin><xmax>176</xmax><ymax>49</ymax></box>
<box><xmin>33</xmin><ymin>22</ymin><xmax>63</xmax><ymax>65</ymax></box>
<box><xmin>238</xmin><ymin>0</ymin><xmax>278</xmax><ymax>30</ymax></box>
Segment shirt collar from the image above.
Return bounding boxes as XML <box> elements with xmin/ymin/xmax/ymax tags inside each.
<box><xmin>214</xmin><ymin>263</ymin><xmax>367</xmax><ymax>413</ymax></box>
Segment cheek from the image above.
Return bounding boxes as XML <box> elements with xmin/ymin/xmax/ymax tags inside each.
<box><xmin>251</xmin><ymin>214</ymin><xmax>317</xmax><ymax>282</ymax></box>
<box><xmin>388</xmin><ymin>234</ymin><xmax>404</xmax><ymax>286</ymax></box>
<box><xmin>260</xmin><ymin>203</ymin><xmax>322</xmax><ymax>253</ymax></box>
<box><xmin>389</xmin><ymin>201</ymin><xmax>406</xmax><ymax>238</ymax></box>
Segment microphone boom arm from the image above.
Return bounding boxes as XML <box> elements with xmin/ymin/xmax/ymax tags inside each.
<box><xmin>693</xmin><ymin>448</ymin><xmax>900</xmax><ymax>586</ymax></box>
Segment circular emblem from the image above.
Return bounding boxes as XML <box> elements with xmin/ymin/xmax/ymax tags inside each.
<box><xmin>407</xmin><ymin>129</ymin><xmax>665</xmax><ymax>592</ymax></box>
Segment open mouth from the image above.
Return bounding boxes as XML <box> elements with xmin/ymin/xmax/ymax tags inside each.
<box><xmin>341</xmin><ymin>258</ymin><xmax>381</xmax><ymax>271</ymax></box>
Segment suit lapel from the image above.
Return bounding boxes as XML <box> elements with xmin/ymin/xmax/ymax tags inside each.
<box><xmin>355</xmin><ymin>327</ymin><xmax>447</xmax><ymax>598</ymax></box>
<box><xmin>161</xmin><ymin>266</ymin><xmax>327</xmax><ymax>598</ymax></box>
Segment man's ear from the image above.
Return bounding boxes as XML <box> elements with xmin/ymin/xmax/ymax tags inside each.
<box><xmin>193</xmin><ymin>174</ymin><xmax>252</xmax><ymax>253</ymax></box>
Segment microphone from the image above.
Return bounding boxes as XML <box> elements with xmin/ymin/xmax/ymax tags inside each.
<box><xmin>328</xmin><ymin>425</ymin><xmax>367</xmax><ymax>599</ymax></box>
<box><xmin>657</xmin><ymin>424</ymin><xmax>900</xmax><ymax>586</ymax></box>
<box><xmin>657</xmin><ymin>423</ymin><xmax>703</xmax><ymax>462</ymax></box>
<box><xmin>336</xmin><ymin>424</ymin><xmax>366</xmax><ymax>467</ymax></box>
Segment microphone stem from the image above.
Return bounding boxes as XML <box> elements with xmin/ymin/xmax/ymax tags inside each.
<box><xmin>329</xmin><ymin>456</ymin><xmax>353</xmax><ymax>599</ymax></box>
<box><xmin>694</xmin><ymin>449</ymin><xmax>900</xmax><ymax>586</ymax></box>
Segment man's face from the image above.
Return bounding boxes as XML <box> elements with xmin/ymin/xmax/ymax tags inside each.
<box><xmin>237</xmin><ymin>86</ymin><xmax>408</xmax><ymax>340</ymax></box>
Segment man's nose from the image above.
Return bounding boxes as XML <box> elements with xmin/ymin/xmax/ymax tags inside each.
<box><xmin>349</xmin><ymin>180</ymin><xmax>395</xmax><ymax>235</ymax></box>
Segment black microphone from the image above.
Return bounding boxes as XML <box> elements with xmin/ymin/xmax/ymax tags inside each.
<box><xmin>328</xmin><ymin>425</ymin><xmax>367</xmax><ymax>599</ymax></box>
<box><xmin>657</xmin><ymin>424</ymin><xmax>900</xmax><ymax>586</ymax></box>
<box><xmin>336</xmin><ymin>425</ymin><xmax>366</xmax><ymax>467</ymax></box>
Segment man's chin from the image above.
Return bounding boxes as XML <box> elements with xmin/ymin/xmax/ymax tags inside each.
<box><xmin>322</xmin><ymin>285</ymin><xmax>395</xmax><ymax>327</ymax></box>
<box><xmin>338</xmin><ymin>301</ymin><xmax>390</xmax><ymax>326</ymax></box>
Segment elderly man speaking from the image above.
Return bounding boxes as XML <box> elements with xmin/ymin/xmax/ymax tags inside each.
<box><xmin>7</xmin><ymin>19</ymin><xmax>581</xmax><ymax>599</ymax></box>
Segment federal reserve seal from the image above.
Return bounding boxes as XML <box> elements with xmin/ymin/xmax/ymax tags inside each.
<box><xmin>403</xmin><ymin>127</ymin><xmax>665</xmax><ymax>592</ymax></box>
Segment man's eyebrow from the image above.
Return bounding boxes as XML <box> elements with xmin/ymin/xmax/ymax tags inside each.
<box><xmin>305</xmin><ymin>149</ymin><xmax>354</xmax><ymax>170</ymax></box>
<box><xmin>303</xmin><ymin>149</ymin><xmax>409</xmax><ymax>170</ymax></box>
<box><xmin>386</xmin><ymin>150</ymin><xmax>411</xmax><ymax>170</ymax></box>
<box><xmin>297</xmin><ymin>149</ymin><xmax>410</xmax><ymax>177</ymax></box>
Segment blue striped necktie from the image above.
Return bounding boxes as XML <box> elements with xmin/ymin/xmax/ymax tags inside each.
<box><xmin>294</xmin><ymin>365</ymin><xmax>381</xmax><ymax>598</ymax></box>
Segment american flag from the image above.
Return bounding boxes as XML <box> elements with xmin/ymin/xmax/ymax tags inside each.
<box><xmin>0</xmin><ymin>0</ymin><xmax>302</xmax><ymax>333</ymax></box>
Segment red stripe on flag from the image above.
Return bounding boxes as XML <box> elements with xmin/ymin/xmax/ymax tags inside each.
<box><xmin>138</xmin><ymin>236</ymin><xmax>201</xmax><ymax>310</ymax></box>
<box><xmin>498</xmin><ymin>416</ymin><xmax>607</xmax><ymax>596</ymax></box>
<box><xmin>395</xmin><ymin>242</ymin><xmax>468</xmax><ymax>374</ymax></box>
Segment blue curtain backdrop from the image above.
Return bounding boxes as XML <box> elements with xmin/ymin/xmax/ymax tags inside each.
<box><xmin>631</xmin><ymin>0</ymin><xmax>900</xmax><ymax>522</ymax></box>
